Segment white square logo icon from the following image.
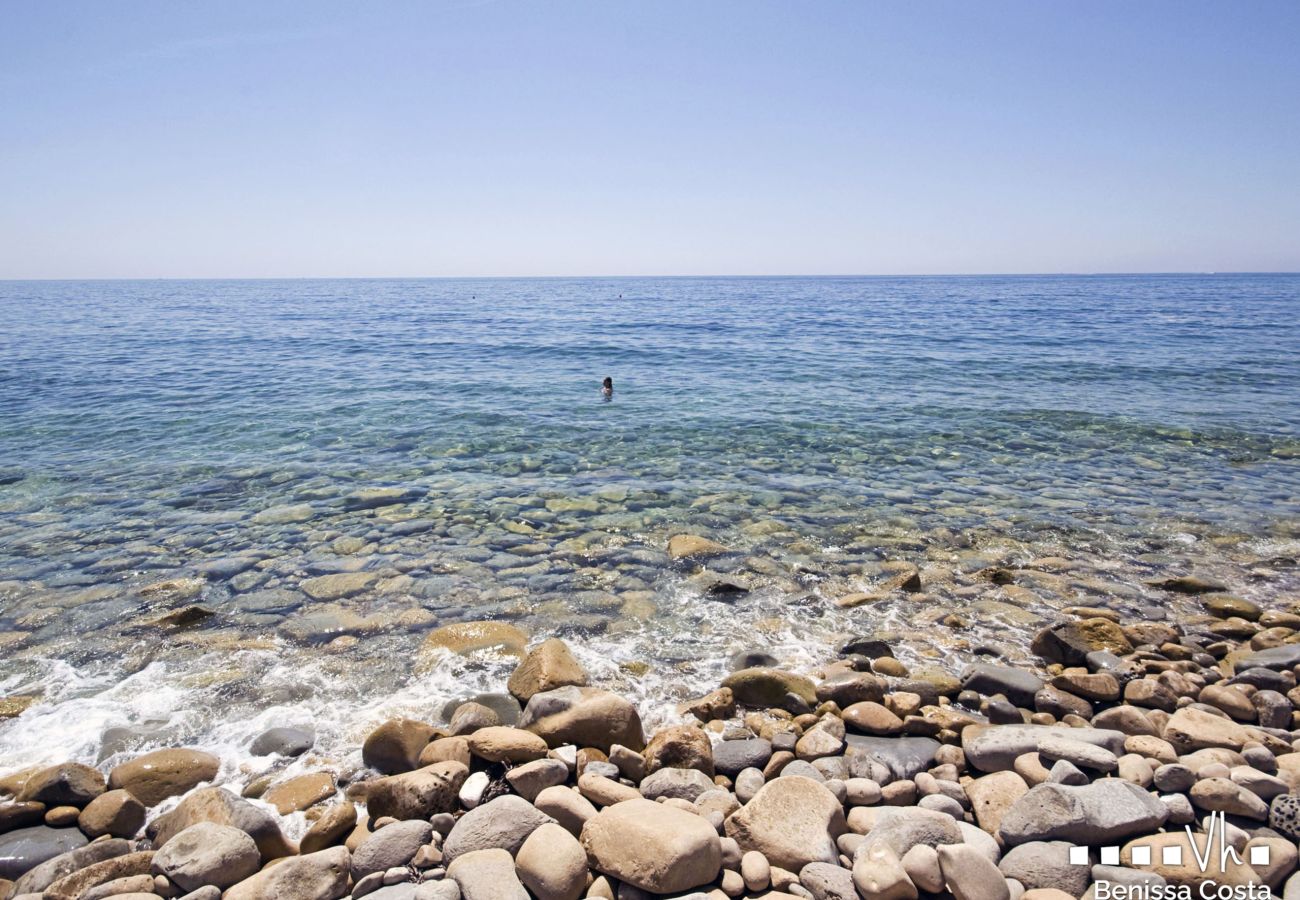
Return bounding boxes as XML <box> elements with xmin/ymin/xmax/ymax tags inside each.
<box><xmin>1101</xmin><ymin>846</ymin><xmax>1120</xmax><ymax>866</ymax></box>
<box><xmin>1069</xmin><ymin>846</ymin><xmax>1089</xmax><ymax>866</ymax></box>
<box><xmin>1131</xmin><ymin>845</ymin><xmax>1152</xmax><ymax>866</ymax></box>
<box><xmin>1250</xmin><ymin>845</ymin><xmax>1271</xmax><ymax>866</ymax></box>
<box><xmin>1162</xmin><ymin>846</ymin><xmax>1182</xmax><ymax>866</ymax></box>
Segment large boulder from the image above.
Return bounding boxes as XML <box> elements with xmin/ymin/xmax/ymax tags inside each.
<box><xmin>364</xmin><ymin>761</ymin><xmax>468</xmax><ymax>821</ymax></box>
<box><xmin>466</xmin><ymin>726</ymin><xmax>549</xmax><ymax>763</ymax></box>
<box><xmin>447</xmin><ymin>847</ymin><xmax>530</xmax><ymax>900</ymax></box>
<box><xmin>519</xmin><ymin>686</ymin><xmax>645</xmax><ymax>752</ymax></box>
<box><xmin>961</xmin><ymin>724</ymin><xmax>1125</xmax><ymax>773</ymax></box>
<box><xmin>722</xmin><ymin>667</ymin><xmax>817</xmax><ymax>708</ymax></box>
<box><xmin>77</xmin><ymin>789</ymin><xmax>147</xmax><ymax>838</ymax></box>
<box><xmin>418</xmin><ymin>621</ymin><xmax>529</xmax><ymax>669</ymax></box>
<box><xmin>581</xmin><ymin>798</ymin><xmax>721</xmax><ymax>894</ymax></box>
<box><xmin>16</xmin><ymin>763</ymin><xmax>106</xmax><ymax>807</ymax></box>
<box><xmin>1030</xmin><ymin>619</ymin><xmax>1133</xmax><ymax>666</ymax></box>
<box><xmin>1163</xmin><ymin>706</ymin><xmax>1253</xmax><ymax>753</ymax></box>
<box><xmin>9</xmin><ymin>836</ymin><xmax>128</xmax><ymax>895</ymax></box>
<box><xmin>39</xmin><ymin>850</ymin><xmax>154</xmax><ymax>900</ymax></box>
<box><xmin>516</xmin><ymin>822</ymin><xmax>588</xmax><ymax>900</ymax></box>
<box><xmin>362</xmin><ymin>718</ymin><xmax>436</xmax><ymax>774</ymax></box>
<box><xmin>966</xmin><ymin>771</ymin><xmax>1030</xmax><ymax>835</ymax></box>
<box><xmin>643</xmin><ymin>725</ymin><xmax>714</xmax><ymax>776</ymax></box>
<box><xmin>998</xmin><ymin>841</ymin><xmax>1090</xmax><ymax>896</ymax></box>
<box><xmin>724</xmin><ymin>775</ymin><xmax>847</xmax><ymax>871</ymax></box>
<box><xmin>0</xmin><ymin>825</ymin><xmax>90</xmax><ymax>882</ymax></box>
<box><xmin>108</xmin><ymin>748</ymin><xmax>220</xmax><ymax>806</ymax></box>
<box><xmin>507</xmin><ymin>639</ymin><xmax>589</xmax><ymax>701</ymax></box>
<box><xmin>443</xmin><ymin>795</ymin><xmax>555</xmax><ymax>862</ymax></box>
<box><xmin>151</xmin><ymin>822</ymin><xmax>260</xmax><ymax>892</ymax></box>
<box><xmin>998</xmin><ymin>780</ymin><xmax>1169</xmax><ymax>846</ymax></box>
<box><xmin>351</xmin><ymin>819</ymin><xmax>432</xmax><ymax>879</ymax></box>
<box><xmin>148</xmin><ymin>786</ymin><xmax>294</xmax><ymax>861</ymax></box>
<box><xmin>961</xmin><ymin>665</ymin><xmax>1045</xmax><ymax>708</ymax></box>
<box><xmin>846</xmin><ymin>735</ymin><xmax>941</xmax><ymax>781</ymax></box>
<box><xmin>223</xmin><ymin>846</ymin><xmax>351</xmax><ymax>900</ymax></box>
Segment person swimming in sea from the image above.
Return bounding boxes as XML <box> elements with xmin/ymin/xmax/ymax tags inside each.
<box><xmin>601</xmin><ymin>376</ymin><xmax>613</xmax><ymax>400</ymax></box>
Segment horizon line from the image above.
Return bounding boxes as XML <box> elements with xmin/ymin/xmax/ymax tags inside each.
<box><xmin>2</xmin><ymin>270</ymin><xmax>1298</xmax><ymax>283</ymax></box>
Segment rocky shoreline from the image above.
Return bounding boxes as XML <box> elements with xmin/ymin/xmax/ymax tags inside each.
<box><xmin>4</xmin><ymin>577</ymin><xmax>1300</xmax><ymax>900</ymax></box>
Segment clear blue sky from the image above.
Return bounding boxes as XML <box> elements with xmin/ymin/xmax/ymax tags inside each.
<box><xmin>2</xmin><ymin>1</ymin><xmax>1297</xmax><ymax>278</ymax></box>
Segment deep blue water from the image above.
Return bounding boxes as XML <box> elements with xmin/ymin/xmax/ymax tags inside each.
<box><xmin>0</xmin><ymin>274</ymin><xmax>1298</xmax><ymax>771</ymax></box>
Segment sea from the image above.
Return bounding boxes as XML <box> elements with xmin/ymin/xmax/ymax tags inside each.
<box><xmin>1</xmin><ymin>275</ymin><xmax>1298</xmax><ymax>808</ymax></box>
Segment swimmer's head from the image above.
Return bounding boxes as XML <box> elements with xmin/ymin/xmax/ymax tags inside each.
<box><xmin>602</xmin><ymin>377</ymin><xmax>613</xmax><ymax>391</ymax></box>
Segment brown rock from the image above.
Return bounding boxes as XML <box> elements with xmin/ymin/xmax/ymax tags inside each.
<box><xmin>108</xmin><ymin>748</ymin><xmax>220</xmax><ymax>807</ymax></box>
<box><xmin>362</xmin><ymin>718</ymin><xmax>436</xmax><ymax>774</ymax></box>
<box><xmin>223</xmin><ymin>846</ymin><xmax>351</xmax><ymax>900</ymax></box>
<box><xmin>843</xmin><ymin>702</ymin><xmax>904</xmax><ymax>735</ymax></box>
<box><xmin>678</xmin><ymin>687</ymin><xmax>736</xmax><ymax>722</ymax></box>
<box><xmin>77</xmin><ymin>789</ymin><xmax>146</xmax><ymax>839</ymax></box>
<box><xmin>1049</xmin><ymin>673</ymin><xmax>1120</xmax><ymax>702</ymax></box>
<box><xmin>0</xmin><ymin>800</ymin><xmax>45</xmax><ymax>832</ymax></box>
<box><xmin>644</xmin><ymin>726</ymin><xmax>714</xmax><ymax>776</ymax></box>
<box><xmin>17</xmin><ymin>762</ymin><xmax>106</xmax><ymax>807</ymax></box>
<box><xmin>1030</xmin><ymin>618</ymin><xmax>1133</xmax><ymax>666</ymax></box>
<box><xmin>262</xmin><ymin>772</ymin><xmax>336</xmax><ymax>815</ymax></box>
<box><xmin>423</xmin><ymin>620</ymin><xmax>529</xmax><ymax>656</ymax></box>
<box><xmin>520</xmin><ymin>686</ymin><xmax>646</xmax><ymax>752</ymax></box>
<box><xmin>467</xmin><ymin>726</ymin><xmax>550</xmax><ymax>763</ymax></box>
<box><xmin>300</xmin><ymin>803</ymin><xmax>358</xmax><ymax>854</ymax></box>
<box><xmin>364</xmin><ymin>761</ymin><xmax>468</xmax><ymax>821</ymax></box>
<box><xmin>724</xmin><ymin>776</ymin><xmax>847</xmax><ymax>871</ymax></box>
<box><xmin>41</xmin><ymin>850</ymin><xmax>154</xmax><ymax>900</ymax></box>
<box><xmin>722</xmin><ymin>668</ymin><xmax>818</xmax><ymax>708</ymax></box>
<box><xmin>581</xmin><ymin>798</ymin><xmax>721</xmax><ymax>893</ymax></box>
<box><xmin>667</xmin><ymin>534</ymin><xmax>731</xmax><ymax>560</ymax></box>
<box><xmin>149</xmin><ymin>786</ymin><xmax>294</xmax><ymax>861</ymax></box>
<box><xmin>508</xmin><ymin>638</ymin><xmax>589</xmax><ymax>702</ymax></box>
<box><xmin>419</xmin><ymin>736</ymin><xmax>472</xmax><ymax>768</ymax></box>
<box><xmin>1163</xmin><ymin>706</ymin><xmax>1252</xmax><ymax>753</ymax></box>
<box><xmin>966</xmin><ymin>771</ymin><xmax>1029</xmax><ymax>835</ymax></box>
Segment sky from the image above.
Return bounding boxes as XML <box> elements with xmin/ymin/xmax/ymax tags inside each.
<box><xmin>1</xmin><ymin>1</ymin><xmax>1298</xmax><ymax>278</ymax></box>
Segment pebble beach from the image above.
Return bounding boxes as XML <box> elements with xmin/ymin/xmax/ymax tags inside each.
<box><xmin>1</xmin><ymin>275</ymin><xmax>1298</xmax><ymax>898</ymax></box>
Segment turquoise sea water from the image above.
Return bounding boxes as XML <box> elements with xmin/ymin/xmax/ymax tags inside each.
<box><xmin>1</xmin><ymin>275</ymin><xmax>1298</xmax><ymax>780</ymax></box>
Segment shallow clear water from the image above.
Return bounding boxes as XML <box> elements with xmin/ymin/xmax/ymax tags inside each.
<box><xmin>1</xmin><ymin>275</ymin><xmax>1298</xmax><ymax>789</ymax></box>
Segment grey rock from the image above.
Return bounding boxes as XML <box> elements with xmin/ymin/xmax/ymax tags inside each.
<box><xmin>999</xmin><ymin>841</ymin><xmax>1090</xmax><ymax>896</ymax></box>
<box><xmin>446</xmin><ymin>847</ymin><xmax>528</xmax><ymax>900</ymax></box>
<box><xmin>713</xmin><ymin>738</ymin><xmax>773</xmax><ymax>777</ymax></box>
<box><xmin>800</xmin><ymin>860</ymin><xmax>857</xmax><ymax>900</ymax></box>
<box><xmin>998</xmin><ymin>780</ymin><xmax>1169</xmax><ymax>846</ymax></box>
<box><xmin>844</xmin><ymin>735</ymin><xmax>940</xmax><ymax>780</ymax></box>
<box><xmin>153</xmin><ymin>822</ymin><xmax>261</xmax><ymax>892</ymax></box>
<box><xmin>353</xmin><ymin>820</ymin><xmax>433</xmax><ymax>879</ymax></box>
<box><xmin>962</xmin><ymin>665</ymin><xmax>1044</xmax><ymax>708</ymax></box>
<box><xmin>250</xmin><ymin>727</ymin><xmax>314</xmax><ymax>757</ymax></box>
<box><xmin>442</xmin><ymin>796</ymin><xmax>554</xmax><ymax>863</ymax></box>
<box><xmin>504</xmin><ymin>759</ymin><xmax>569</xmax><ymax>801</ymax></box>
<box><xmin>10</xmin><ymin>835</ymin><xmax>127</xmax><ymax>894</ymax></box>
<box><xmin>861</xmin><ymin>807</ymin><xmax>963</xmax><ymax>857</ymax></box>
<box><xmin>962</xmin><ymin>724</ymin><xmax>1126</xmax><ymax>773</ymax></box>
<box><xmin>640</xmin><ymin>767</ymin><xmax>716</xmax><ymax>802</ymax></box>
<box><xmin>1037</xmin><ymin>732</ymin><xmax>1118</xmax><ymax>772</ymax></box>
<box><xmin>0</xmin><ymin>825</ymin><xmax>90</xmax><ymax>882</ymax></box>
<box><xmin>1047</xmin><ymin>759</ymin><xmax>1089</xmax><ymax>785</ymax></box>
<box><xmin>1235</xmin><ymin>646</ymin><xmax>1300</xmax><ymax>671</ymax></box>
